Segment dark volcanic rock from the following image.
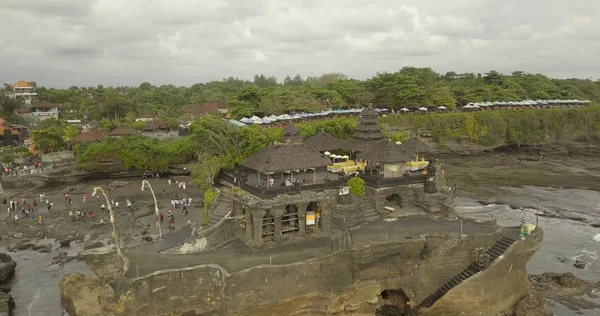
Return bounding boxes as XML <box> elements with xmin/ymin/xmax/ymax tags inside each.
<box><xmin>573</xmin><ymin>260</ymin><xmax>587</xmax><ymax>269</ymax></box>
<box><xmin>58</xmin><ymin>237</ymin><xmax>74</xmax><ymax>247</ymax></box>
<box><xmin>32</xmin><ymin>244</ymin><xmax>52</xmax><ymax>253</ymax></box>
<box><xmin>84</xmin><ymin>241</ymin><xmax>105</xmax><ymax>251</ymax></box>
<box><xmin>0</xmin><ymin>291</ymin><xmax>15</xmax><ymax>315</ymax></box>
<box><xmin>0</xmin><ymin>254</ymin><xmax>16</xmax><ymax>284</ymax></box>
<box><xmin>7</xmin><ymin>242</ymin><xmax>34</xmax><ymax>252</ymax></box>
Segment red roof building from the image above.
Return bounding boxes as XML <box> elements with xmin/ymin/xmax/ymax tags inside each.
<box><xmin>72</xmin><ymin>129</ymin><xmax>105</xmax><ymax>143</ymax></box>
<box><xmin>108</xmin><ymin>126</ymin><xmax>137</xmax><ymax>136</ymax></box>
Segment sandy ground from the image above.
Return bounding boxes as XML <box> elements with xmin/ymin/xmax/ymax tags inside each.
<box><xmin>0</xmin><ymin>176</ymin><xmax>204</xmax><ymax>248</ymax></box>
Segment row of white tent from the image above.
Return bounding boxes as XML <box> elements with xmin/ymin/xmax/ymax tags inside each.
<box><xmin>464</xmin><ymin>99</ymin><xmax>591</xmax><ymax>108</ymax></box>
<box><xmin>228</xmin><ymin>99</ymin><xmax>593</xmax><ymax>125</ymax></box>
<box><xmin>238</xmin><ymin>108</ymin><xmax>363</xmax><ymax>124</ymax></box>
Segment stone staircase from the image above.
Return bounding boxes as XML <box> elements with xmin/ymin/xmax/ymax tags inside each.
<box><xmin>362</xmin><ymin>196</ymin><xmax>380</xmax><ymax>222</ymax></box>
<box><xmin>419</xmin><ymin>236</ymin><xmax>518</xmax><ymax>308</ymax></box>
<box><xmin>207</xmin><ymin>188</ymin><xmax>233</xmax><ymax>226</ymax></box>
<box><xmin>158</xmin><ymin>188</ymin><xmax>233</xmax><ymax>253</ymax></box>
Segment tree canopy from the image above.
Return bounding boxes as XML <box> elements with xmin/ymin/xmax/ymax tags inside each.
<box><xmin>28</xmin><ymin>68</ymin><xmax>598</xmax><ymax>122</ymax></box>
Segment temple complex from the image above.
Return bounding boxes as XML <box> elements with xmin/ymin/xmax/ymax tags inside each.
<box><xmin>216</xmin><ymin>106</ymin><xmax>447</xmax><ymax>248</ymax></box>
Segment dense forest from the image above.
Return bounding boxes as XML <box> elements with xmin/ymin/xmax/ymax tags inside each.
<box><xmin>8</xmin><ymin>67</ymin><xmax>599</xmax><ymax>121</ymax></box>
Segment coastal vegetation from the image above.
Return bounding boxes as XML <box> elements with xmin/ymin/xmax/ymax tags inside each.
<box><xmin>74</xmin><ymin>135</ymin><xmax>197</xmax><ymax>171</ymax></box>
<box><xmin>19</xmin><ymin>68</ymin><xmax>599</xmax><ymax>124</ymax></box>
<box><xmin>65</xmin><ymin>105</ymin><xmax>600</xmax><ymax>190</ymax></box>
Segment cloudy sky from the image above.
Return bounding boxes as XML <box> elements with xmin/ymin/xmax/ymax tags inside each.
<box><xmin>1</xmin><ymin>0</ymin><xmax>598</xmax><ymax>88</ymax></box>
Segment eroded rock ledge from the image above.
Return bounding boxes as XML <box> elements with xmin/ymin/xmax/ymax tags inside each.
<box><xmin>59</xmin><ymin>273</ymin><xmax>116</xmax><ymax>316</ymax></box>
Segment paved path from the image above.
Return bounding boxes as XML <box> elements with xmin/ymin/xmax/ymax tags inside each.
<box><xmin>124</xmin><ymin>218</ymin><xmax>497</xmax><ymax>278</ymax></box>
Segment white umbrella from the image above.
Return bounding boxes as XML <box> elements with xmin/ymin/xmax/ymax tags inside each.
<box><xmin>438</xmin><ymin>106</ymin><xmax>447</xmax><ymax>110</ymax></box>
<box><xmin>335</xmin><ymin>155</ymin><xmax>343</xmax><ymax>159</ymax></box>
<box><xmin>400</xmin><ymin>108</ymin><xmax>410</xmax><ymax>112</ymax></box>
<box><xmin>324</xmin><ymin>151</ymin><xmax>331</xmax><ymax>155</ymax></box>
<box><xmin>329</xmin><ymin>154</ymin><xmax>337</xmax><ymax>158</ymax></box>
<box><xmin>418</xmin><ymin>107</ymin><xmax>428</xmax><ymax>111</ymax></box>
<box><xmin>342</xmin><ymin>155</ymin><xmax>349</xmax><ymax>159</ymax></box>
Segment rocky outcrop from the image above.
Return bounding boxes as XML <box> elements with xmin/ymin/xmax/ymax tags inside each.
<box><xmin>513</xmin><ymin>293</ymin><xmax>553</xmax><ymax>316</ymax></box>
<box><xmin>529</xmin><ymin>272</ymin><xmax>600</xmax><ymax>311</ymax></box>
<box><xmin>0</xmin><ymin>254</ymin><xmax>16</xmax><ymax>284</ymax></box>
<box><xmin>413</xmin><ymin>190</ymin><xmax>456</xmax><ymax>218</ymax></box>
<box><xmin>0</xmin><ymin>291</ymin><xmax>15</xmax><ymax>315</ymax></box>
<box><xmin>60</xmin><ymin>273</ymin><xmax>116</xmax><ymax>316</ymax></box>
<box><xmin>419</xmin><ymin>228</ymin><xmax>543</xmax><ymax>316</ymax></box>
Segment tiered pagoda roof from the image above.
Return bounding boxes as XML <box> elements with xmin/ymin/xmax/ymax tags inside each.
<box><xmin>280</xmin><ymin>124</ymin><xmax>302</xmax><ymax>143</ymax></box>
<box><xmin>243</xmin><ymin>143</ymin><xmax>332</xmax><ymax>173</ymax></box>
<box><xmin>345</xmin><ymin>107</ymin><xmax>385</xmax><ymax>152</ymax></box>
<box><xmin>303</xmin><ymin>131</ymin><xmax>345</xmax><ymax>152</ymax></box>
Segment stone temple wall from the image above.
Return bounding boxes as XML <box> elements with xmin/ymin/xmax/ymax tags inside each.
<box><xmin>114</xmin><ymin>229</ymin><xmax>519</xmax><ymax>316</ymax></box>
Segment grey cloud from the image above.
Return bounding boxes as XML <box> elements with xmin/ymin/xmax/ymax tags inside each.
<box><xmin>0</xmin><ymin>0</ymin><xmax>94</xmax><ymax>17</ymax></box>
<box><xmin>0</xmin><ymin>0</ymin><xmax>598</xmax><ymax>87</ymax></box>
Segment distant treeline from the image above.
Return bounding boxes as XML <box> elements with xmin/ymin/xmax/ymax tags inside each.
<box><xmin>16</xmin><ymin>68</ymin><xmax>599</xmax><ymax>123</ymax></box>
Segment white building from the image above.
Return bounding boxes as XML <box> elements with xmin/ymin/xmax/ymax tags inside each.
<box><xmin>9</xmin><ymin>80</ymin><xmax>37</xmax><ymax>105</ymax></box>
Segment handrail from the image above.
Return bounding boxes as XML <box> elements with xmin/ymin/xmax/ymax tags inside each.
<box><xmin>360</xmin><ymin>173</ymin><xmax>426</xmax><ymax>187</ymax></box>
<box><xmin>217</xmin><ymin>171</ymin><xmax>344</xmax><ymax>198</ymax></box>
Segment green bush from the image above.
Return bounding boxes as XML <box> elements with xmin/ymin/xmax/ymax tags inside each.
<box><xmin>347</xmin><ymin>176</ymin><xmax>365</xmax><ymax>197</ymax></box>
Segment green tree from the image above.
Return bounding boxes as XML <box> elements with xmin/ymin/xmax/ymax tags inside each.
<box><xmin>0</xmin><ymin>95</ymin><xmax>22</xmax><ymax>122</ymax></box>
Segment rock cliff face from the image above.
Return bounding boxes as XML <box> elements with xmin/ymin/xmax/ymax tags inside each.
<box><xmin>60</xmin><ymin>273</ymin><xmax>116</xmax><ymax>316</ymax></box>
<box><xmin>419</xmin><ymin>229</ymin><xmax>544</xmax><ymax>316</ymax></box>
<box><xmin>62</xmin><ymin>229</ymin><xmax>543</xmax><ymax>316</ymax></box>
<box><xmin>0</xmin><ymin>254</ymin><xmax>16</xmax><ymax>284</ymax></box>
<box><xmin>83</xmin><ymin>229</ymin><xmax>540</xmax><ymax>316</ymax></box>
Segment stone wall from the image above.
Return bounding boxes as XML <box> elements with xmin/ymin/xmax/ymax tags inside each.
<box><xmin>114</xmin><ymin>230</ymin><xmax>507</xmax><ymax>316</ymax></box>
<box><xmin>195</xmin><ymin>215</ymin><xmax>238</xmax><ymax>251</ymax></box>
<box><xmin>117</xmin><ymin>264</ymin><xmax>226</xmax><ymax>315</ymax></box>
<box><xmin>421</xmin><ymin>228</ymin><xmax>544</xmax><ymax>316</ymax></box>
<box><xmin>329</xmin><ymin>194</ymin><xmax>364</xmax><ymax>231</ymax></box>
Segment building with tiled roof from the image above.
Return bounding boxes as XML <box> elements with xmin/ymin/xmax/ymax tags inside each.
<box><xmin>9</xmin><ymin>80</ymin><xmax>37</xmax><ymax>105</ymax></box>
<box><xmin>28</xmin><ymin>101</ymin><xmax>60</xmax><ymax>122</ymax></box>
<box><xmin>72</xmin><ymin>129</ymin><xmax>105</xmax><ymax>143</ymax></box>
<box><xmin>0</xmin><ymin>117</ymin><xmax>22</xmax><ymax>146</ymax></box>
<box><xmin>108</xmin><ymin>126</ymin><xmax>137</xmax><ymax>137</ymax></box>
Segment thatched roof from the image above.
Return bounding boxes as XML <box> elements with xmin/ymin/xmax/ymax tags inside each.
<box><xmin>344</xmin><ymin>138</ymin><xmax>379</xmax><ymax>153</ymax></box>
<box><xmin>358</xmin><ymin>140</ymin><xmax>413</xmax><ymax>164</ymax></box>
<box><xmin>280</xmin><ymin>124</ymin><xmax>302</xmax><ymax>143</ymax></box>
<box><xmin>401</xmin><ymin>138</ymin><xmax>435</xmax><ymax>154</ymax></box>
<box><xmin>303</xmin><ymin>132</ymin><xmax>345</xmax><ymax>151</ymax></box>
<box><xmin>243</xmin><ymin>143</ymin><xmax>332</xmax><ymax>173</ymax></box>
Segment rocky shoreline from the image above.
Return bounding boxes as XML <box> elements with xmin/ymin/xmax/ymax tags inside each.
<box><xmin>0</xmin><ymin>253</ymin><xmax>16</xmax><ymax>315</ymax></box>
